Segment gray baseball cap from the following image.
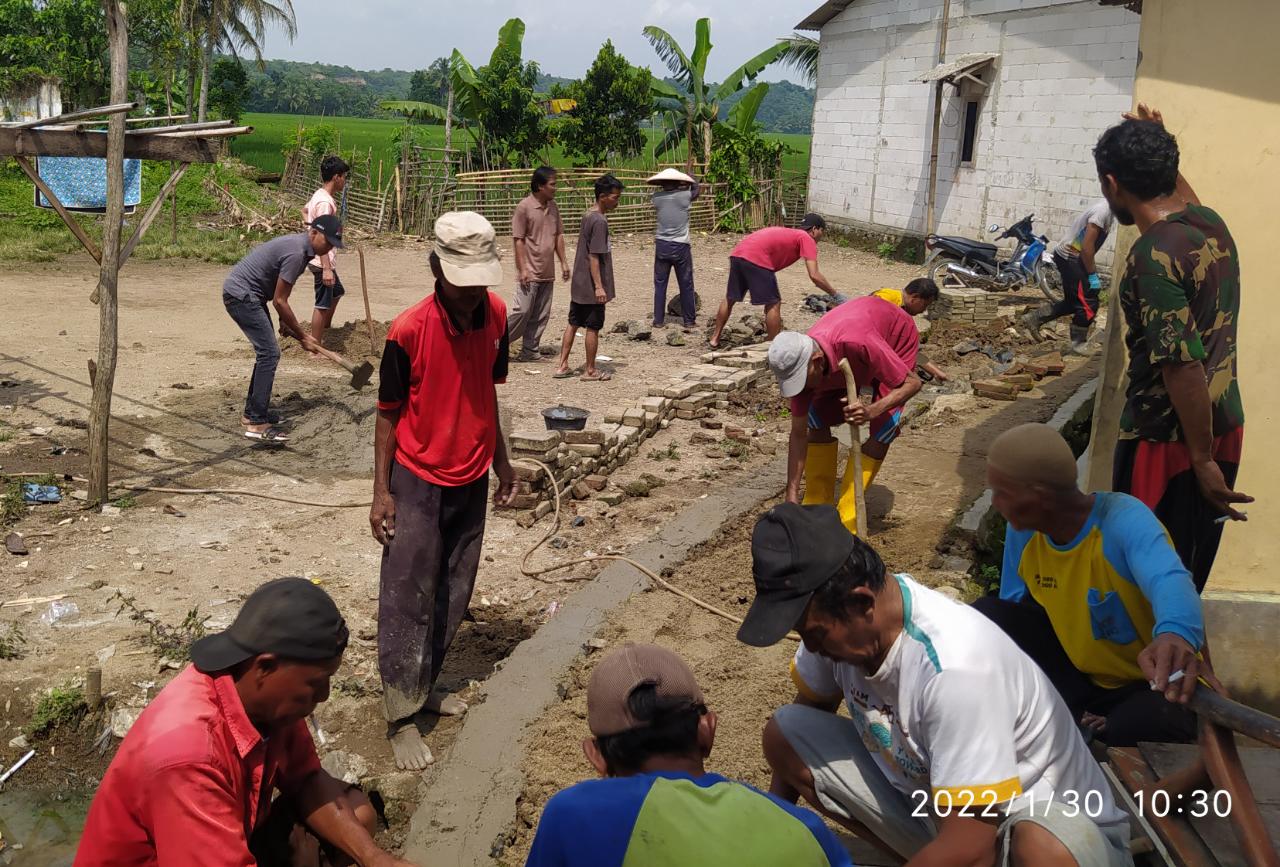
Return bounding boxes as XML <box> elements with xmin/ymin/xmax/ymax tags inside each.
<box><xmin>768</xmin><ymin>332</ymin><xmax>818</xmax><ymax>398</ymax></box>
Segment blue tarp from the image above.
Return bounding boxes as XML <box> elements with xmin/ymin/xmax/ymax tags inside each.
<box><xmin>35</xmin><ymin>156</ymin><xmax>141</xmax><ymax>213</ymax></box>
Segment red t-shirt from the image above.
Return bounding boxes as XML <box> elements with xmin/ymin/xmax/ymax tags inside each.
<box><xmin>730</xmin><ymin>227</ymin><xmax>818</xmax><ymax>272</ymax></box>
<box><xmin>791</xmin><ymin>295</ymin><xmax>919</xmax><ymax>416</ymax></box>
<box><xmin>75</xmin><ymin>665</ymin><xmax>322</xmax><ymax>867</ymax></box>
<box><xmin>377</xmin><ymin>288</ymin><xmax>509</xmax><ymax>487</ymax></box>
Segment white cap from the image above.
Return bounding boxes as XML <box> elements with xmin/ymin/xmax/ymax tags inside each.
<box><xmin>768</xmin><ymin>332</ymin><xmax>818</xmax><ymax>398</ymax></box>
<box><xmin>646</xmin><ymin>168</ymin><xmax>696</xmax><ymax>185</ymax></box>
<box><xmin>433</xmin><ymin>211</ymin><xmax>503</xmax><ymax>288</ymax></box>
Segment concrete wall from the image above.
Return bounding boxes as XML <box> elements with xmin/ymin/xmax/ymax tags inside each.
<box><xmin>810</xmin><ymin>0</ymin><xmax>1138</xmax><ymax>266</ymax></box>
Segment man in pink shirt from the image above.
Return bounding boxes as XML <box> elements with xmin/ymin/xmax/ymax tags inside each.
<box><xmin>709</xmin><ymin>214</ymin><xmax>842</xmax><ymax>348</ymax></box>
<box><xmin>303</xmin><ymin>155</ymin><xmax>349</xmax><ymax>348</ymax></box>
<box><xmin>74</xmin><ymin>578</ymin><xmax>416</xmax><ymax>867</ymax></box>
<box><xmin>767</xmin><ymin>295</ymin><xmax>922</xmax><ymax>534</ymax></box>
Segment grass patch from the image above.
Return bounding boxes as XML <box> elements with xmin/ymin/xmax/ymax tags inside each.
<box><xmin>1</xmin><ymin>480</ymin><xmax>26</xmax><ymax>527</ymax></box>
<box><xmin>112</xmin><ymin>592</ymin><xmax>210</xmax><ymax>661</ymax></box>
<box><xmin>0</xmin><ymin>622</ymin><xmax>26</xmax><ymax>661</ymax></box>
<box><xmin>109</xmin><ymin>495</ymin><xmax>138</xmax><ymax>510</ymax></box>
<box><xmin>647</xmin><ymin>444</ymin><xmax>681</xmax><ymax>462</ymax></box>
<box><xmin>26</xmin><ymin>685</ymin><xmax>87</xmax><ymax>737</ymax></box>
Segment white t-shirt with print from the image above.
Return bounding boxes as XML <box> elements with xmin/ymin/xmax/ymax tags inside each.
<box><xmin>303</xmin><ymin>188</ymin><xmax>338</xmax><ymax>270</ymax></box>
<box><xmin>791</xmin><ymin>574</ymin><xmax>1126</xmax><ymax>830</ymax></box>
<box><xmin>1054</xmin><ymin>199</ymin><xmax>1115</xmax><ymax>261</ymax></box>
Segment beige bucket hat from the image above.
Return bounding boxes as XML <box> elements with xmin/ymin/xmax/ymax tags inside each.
<box><xmin>646</xmin><ymin>167</ymin><xmax>696</xmax><ymax>185</ymax></box>
<box><xmin>433</xmin><ymin>211</ymin><xmax>503</xmax><ymax>287</ymax></box>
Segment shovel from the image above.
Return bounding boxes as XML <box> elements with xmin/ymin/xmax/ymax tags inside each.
<box><xmin>313</xmin><ymin>345</ymin><xmax>374</xmax><ymax>390</ymax></box>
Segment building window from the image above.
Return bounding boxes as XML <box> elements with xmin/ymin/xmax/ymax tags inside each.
<box><xmin>960</xmin><ymin>100</ymin><xmax>980</xmax><ymax>165</ymax></box>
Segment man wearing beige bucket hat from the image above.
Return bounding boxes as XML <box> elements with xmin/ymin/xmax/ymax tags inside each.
<box><xmin>648</xmin><ymin>167</ymin><xmax>701</xmax><ymax>330</ymax></box>
<box><xmin>371</xmin><ymin>211</ymin><xmax>517</xmax><ymax>770</ymax></box>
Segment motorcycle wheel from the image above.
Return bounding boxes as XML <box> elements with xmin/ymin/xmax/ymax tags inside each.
<box><xmin>927</xmin><ymin>255</ymin><xmax>972</xmax><ymax>291</ymax></box>
<box><xmin>1035</xmin><ymin>260</ymin><xmax>1062</xmax><ymax>303</ymax></box>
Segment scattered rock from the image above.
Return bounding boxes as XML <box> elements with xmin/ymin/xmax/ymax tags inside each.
<box><xmin>96</xmin><ymin>644</ymin><xmax>116</xmax><ymax>664</ymax></box>
<box><xmin>755</xmin><ymin>438</ymin><xmax>778</xmax><ymax>456</ymax></box>
<box><xmin>111</xmin><ymin>707</ymin><xmax>142</xmax><ymax>739</ymax></box>
<box><xmin>100</xmin><ymin>526</ymin><xmax>113</xmax><ymax>534</ymax></box>
<box><xmin>163</xmin><ymin>505</ymin><xmax>186</xmax><ymax>518</ymax></box>
<box><xmin>154</xmin><ymin>567</ymin><xmax>173</xmax><ymax>575</ymax></box>
<box><xmin>571</xmin><ymin>482</ymin><xmax>592</xmax><ymax>500</ymax></box>
<box><xmin>611</xmin><ymin>320</ymin><xmax>632</xmax><ymax>335</ymax></box>
<box><xmin>549</xmin><ymin>537</ymin><xmax>569</xmax><ymax>550</ymax></box>
<box><xmin>724</xmin><ymin>424</ymin><xmax>751</xmax><ymax>442</ymax></box>
<box><xmin>5</xmin><ymin>533</ymin><xmax>27</xmax><ymax>556</ymax></box>
<box><xmin>133</xmin><ymin>562</ymin><xmax>145</xmax><ymax>571</ymax></box>
<box><xmin>629</xmin><ymin>324</ymin><xmax>653</xmax><ymax>341</ymax></box>
<box><xmin>598</xmin><ymin>492</ymin><xmax>626</xmax><ymax>506</ymax></box>
<box><xmin>125</xmin><ymin>547</ymin><xmax>141</xmax><ymax>556</ymax></box>
<box><xmin>571</xmin><ymin>516</ymin><xmax>586</xmax><ymax>528</ymax></box>
<box><xmin>666</xmin><ymin>292</ymin><xmax>701</xmax><ymax>317</ymax></box>
<box><xmin>321</xmin><ymin>750</ymin><xmax>370</xmax><ymax>785</ymax></box>
<box><xmin>170</xmin><ymin>382</ymin><xmax>193</xmax><ymax>390</ymax></box>
<box><xmin>584</xmin><ymin>637</ymin><xmax>608</xmax><ymax>652</ymax></box>
<box><xmin>31</xmin><ymin>426</ymin><xmax>50</xmax><ymax>436</ymax></box>
<box><xmin>690</xmin><ymin>431</ymin><xmax>717</xmax><ymax>445</ymax></box>
<box><xmin>700</xmin><ymin>419</ymin><xmax>723</xmax><ymax>430</ymax></box>
<box><xmin>367</xmin><ymin>771</ymin><xmax>422</xmax><ymax>803</ymax></box>
<box><xmin>100</xmin><ymin>505</ymin><xmax>121</xmax><ymax>517</ymax></box>
<box><xmin>666</xmin><ymin>331</ymin><xmax>686</xmax><ymax>347</ymax></box>
<box><xmin>583</xmin><ymin>475</ymin><xmax>608</xmax><ymax>492</ymax></box>
<box><xmin>927</xmin><ymin>393</ymin><xmax>978</xmax><ymax>419</ymax></box>
<box><xmin>8</xmin><ymin>734</ymin><xmax>29</xmax><ymax>750</ymax></box>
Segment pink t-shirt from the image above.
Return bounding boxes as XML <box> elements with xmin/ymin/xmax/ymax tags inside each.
<box><xmin>302</xmin><ymin>188</ymin><xmax>338</xmax><ymax>269</ymax></box>
<box><xmin>730</xmin><ymin>227</ymin><xmax>817</xmax><ymax>272</ymax></box>
<box><xmin>791</xmin><ymin>295</ymin><xmax>919</xmax><ymax>416</ymax></box>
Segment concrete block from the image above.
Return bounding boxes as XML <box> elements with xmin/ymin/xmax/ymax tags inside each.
<box><xmin>603</xmin><ymin>406</ymin><xmax>627</xmax><ymax>424</ymax></box>
<box><xmin>663</xmin><ymin>382</ymin><xmax>699</xmax><ymax>399</ymax></box>
<box><xmin>563</xmin><ymin>429</ymin><xmax>606</xmax><ymax>445</ymax></box>
<box><xmin>512</xmin><ymin>464</ymin><xmax>543</xmax><ymax>482</ymax></box>
<box><xmin>622</xmin><ymin>408</ymin><xmax>646</xmax><ymax>427</ymax></box>
<box><xmin>639</xmin><ymin>396</ymin><xmax>669</xmax><ymax>413</ymax></box>
<box><xmin>599</xmin><ymin>492</ymin><xmax>626</xmax><ymax>506</ymax></box>
<box><xmin>509</xmin><ymin>430</ymin><xmax>561</xmax><ymax>451</ymax></box>
<box><xmin>713</xmin><ymin>379</ymin><xmax>735</xmax><ymax>392</ymax></box>
<box><xmin>676</xmin><ymin>409</ymin><xmax>697</xmax><ymax>420</ymax></box>
<box><xmin>504</xmin><ymin>493</ymin><xmax>540</xmax><ymax>510</ymax></box>
<box><xmin>568</xmin><ymin>442</ymin><xmax>603</xmax><ymax>457</ymax></box>
<box><xmin>584</xmin><ymin>475</ymin><xmax>609</xmax><ymax>492</ymax></box>
<box><xmin>512</xmin><ymin>446</ymin><xmax>559</xmax><ymax>464</ymax></box>
<box><xmin>617</xmin><ymin>425</ymin><xmax>642</xmax><ymax>443</ymax></box>
<box><xmin>571</xmin><ymin>482</ymin><xmax>592</xmax><ymax>501</ymax></box>
<box><xmin>535</xmin><ymin>500</ymin><xmax>553</xmax><ymax>519</ymax></box>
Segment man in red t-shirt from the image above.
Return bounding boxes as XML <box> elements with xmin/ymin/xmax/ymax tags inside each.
<box><xmin>709</xmin><ymin>214</ymin><xmax>842</xmax><ymax>348</ymax></box>
<box><xmin>370</xmin><ymin>211</ymin><xmax>516</xmax><ymax>771</ymax></box>
<box><xmin>767</xmin><ymin>295</ymin><xmax>922</xmax><ymax>534</ymax></box>
<box><xmin>75</xmin><ymin>578</ymin><xmax>416</xmax><ymax>867</ymax></box>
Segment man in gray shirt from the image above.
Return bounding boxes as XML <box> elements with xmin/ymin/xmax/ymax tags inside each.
<box><xmin>222</xmin><ymin>215</ymin><xmax>343</xmax><ymax>441</ymax></box>
<box><xmin>649</xmin><ymin>168</ymin><xmax>701</xmax><ymax>330</ymax></box>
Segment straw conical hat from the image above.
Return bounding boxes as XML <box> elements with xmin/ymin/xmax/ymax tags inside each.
<box><xmin>646</xmin><ymin>168</ymin><xmax>696</xmax><ymax>185</ymax></box>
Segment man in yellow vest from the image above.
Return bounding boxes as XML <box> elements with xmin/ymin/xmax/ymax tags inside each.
<box><xmin>871</xmin><ymin>278</ymin><xmax>948</xmax><ymax>382</ymax></box>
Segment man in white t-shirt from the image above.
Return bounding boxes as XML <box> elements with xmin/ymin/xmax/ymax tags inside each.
<box><xmin>1025</xmin><ymin>199</ymin><xmax>1116</xmax><ymax>356</ymax></box>
<box><xmin>302</xmin><ymin>155</ymin><xmax>349</xmax><ymax>347</ymax></box>
<box><xmin>739</xmin><ymin>504</ymin><xmax>1132</xmax><ymax>867</ymax></box>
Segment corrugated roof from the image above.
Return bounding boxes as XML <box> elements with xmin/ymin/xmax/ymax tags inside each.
<box><xmin>796</xmin><ymin>0</ymin><xmax>856</xmax><ymax>31</ymax></box>
<box><xmin>915</xmin><ymin>52</ymin><xmax>999</xmax><ymax>84</ymax></box>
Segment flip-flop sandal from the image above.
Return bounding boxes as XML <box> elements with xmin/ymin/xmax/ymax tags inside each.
<box><xmin>580</xmin><ymin>372</ymin><xmax>613</xmax><ymax>382</ymax></box>
<box><xmin>242</xmin><ymin>414</ymin><xmax>286</xmax><ymax>425</ymax></box>
<box><xmin>552</xmin><ymin>369</ymin><xmax>577</xmax><ymax>379</ymax></box>
<box><xmin>244</xmin><ymin>426</ymin><xmax>289</xmax><ymax>443</ymax></box>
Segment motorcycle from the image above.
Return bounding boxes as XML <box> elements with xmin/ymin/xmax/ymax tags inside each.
<box><xmin>924</xmin><ymin>213</ymin><xmax>1058</xmax><ymax>302</ymax></box>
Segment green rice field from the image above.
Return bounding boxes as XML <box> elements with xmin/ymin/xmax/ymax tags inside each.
<box><xmin>233</xmin><ymin>112</ymin><xmax>811</xmax><ymax>177</ymax></box>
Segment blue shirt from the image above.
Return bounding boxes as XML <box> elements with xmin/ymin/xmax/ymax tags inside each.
<box><xmin>525</xmin><ymin>771</ymin><xmax>854</xmax><ymax>867</ymax></box>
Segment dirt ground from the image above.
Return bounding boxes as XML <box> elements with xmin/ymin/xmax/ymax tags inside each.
<box><xmin>0</xmin><ymin>232</ymin><xmax>957</xmax><ymax>860</ymax></box>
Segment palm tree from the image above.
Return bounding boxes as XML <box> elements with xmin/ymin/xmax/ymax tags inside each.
<box><xmin>644</xmin><ymin>18</ymin><xmax>788</xmax><ymax>164</ymax></box>
<box><xmin>183</xmin><ymin>0</ymin><xmax>297</xmax><ymax>122</ymax></box>
<box><xmin>775</xmin><ymin>33</ymin><xmax>819</xmax><ymax>86</ymax></box>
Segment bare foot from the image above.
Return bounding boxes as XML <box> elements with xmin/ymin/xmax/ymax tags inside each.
<box><xmin>424</xmin><ymin>691</ymin><xmax>468</xmax><ymax>717</ymax></box>
<box><xmin>388</xmin><ymin>721</ymin><xmax>433</xmax><ymax>771</ymax></box>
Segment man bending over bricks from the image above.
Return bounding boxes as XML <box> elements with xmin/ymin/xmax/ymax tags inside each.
<box><xmin>768</xmin><ymin>294</ymin><xmax>922</xmax><ymax>535</ymax></box>
<box><xmin>370</xmin><ymin>212</ymin><xmax>516</xmax><ymax>771</ymax></box>
<box><xmin>741</xmin><ymin>504</ymin><xmax>1133</xmax><ymax>867</ymax></box>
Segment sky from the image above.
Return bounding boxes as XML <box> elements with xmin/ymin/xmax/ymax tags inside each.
<box><xmin>258</xmin><ymin>0</ymin><xmax>814</xmax><ymax>84</ymax></box>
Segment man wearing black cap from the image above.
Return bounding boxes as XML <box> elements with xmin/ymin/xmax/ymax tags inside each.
<box><xmin>222</xmin><ymin>215</ymin><xmax>345</xmax><ymax>443</ymax></box>
<box><xmin>75</xmin><ymin>578</ymin><xmax>417</xmax><ymax>867</ymax></box>
<box><xmin>525</xmin><ymin>643</ymin><xmax>852</xmax><ymax>867</ymax></box>
<box><xmin>740</xmin><ymin>505</ymin><xmax>1133</xmax><ymax>867</ymax></box>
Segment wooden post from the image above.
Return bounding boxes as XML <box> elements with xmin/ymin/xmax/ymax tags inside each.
<box><xmin>85</xmin><ymin>667</ymin><xmax>102</xmax><ymax>710</ymax></box>
<box><xmin>170</xmin><ymin>160</ymin><xmax>178</xmax><ymax>244</ymax></box>
<box><xmin>925</xmin><ymin>0</ymin><xmax>953</xmax><ymax>236</ymax></box>
<box><xmin>89</xmin><ymin>0</ymin><xmax>129</xmax><ymax>507</ymax></box>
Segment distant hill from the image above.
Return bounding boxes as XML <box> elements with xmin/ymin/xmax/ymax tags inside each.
<box><xmin>719</xmin><ymin>80</ymin><xmax>814</xmax><ymax>135</ymax></box>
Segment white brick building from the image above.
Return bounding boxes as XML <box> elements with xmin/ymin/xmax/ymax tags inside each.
<box><xmin>799</xmin><ymin>0</ymin><xmax>1140</xmax><ymax>266</ymax></box>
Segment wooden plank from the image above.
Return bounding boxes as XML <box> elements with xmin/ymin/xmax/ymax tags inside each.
<box><xmin>12</xmin><ymin>155</ymin><xmax>102</xmax><ymax>264</ymax></box>
<box><xmin>151</xmin><ymin>125</ymin><xmax>251</xmax><ymax>139</ymax></box>
<box><xmin>120</xmin><ymin>119</ymin><xmax>232</xmax><ymax>135</ymax></box>
<box><xmin>6</xmin><ymin>101</ymin><xmax>137</xmax><ymax>129</ymax></box>
<box><xmin>0</xmin><ymin>127</ymin><xmax>222</xmax><ymax>162</ymax></box>
<box><xmin>118</xmin><ymin>162</ymin><xmax>189</xmax><ymax>266</ymax></box>
<box><xmin>1191</xmin><ymin>686</ymin><xmax>1280</xmax><ymax>750</ymax></box>
<box><xmin>1110</xmin><ymin>747</ymin><xmax>1219</xmax><ymax>866</ymax></box>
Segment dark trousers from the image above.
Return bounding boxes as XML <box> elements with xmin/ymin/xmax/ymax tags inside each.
<box><xmin>1049</xmin><ymin>252</ymin><xmax>1099</xmax><ymax>329</ymax></box>
<box><xmin>973</xmin><ymin>595</ymin><xmax>1196</xmax><ymax>747</ymax></box>
<box><xmin>654</xmin><ymin>239</ymin><xmax>696</xmax><ymax>326</ymax></box>
<box><xmin>223</xmin><ymin>294</ymin><xmax>280</xmax><ymax>424</ymax></box>
<box><xmin>1113</xmin><ymin>437</ymin><xmax>1240</xmax><ymax>593</ymax></box>
<box><xmin>378</xmin><ymin>462</ymin><xmax>489</xmax><ymax>723</ymax></box>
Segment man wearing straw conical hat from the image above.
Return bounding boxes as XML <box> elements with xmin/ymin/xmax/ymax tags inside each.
<box><xmin>648</xmin><ymin>167</ymin><xmax>701</xmax><ymax>331</ymax></box>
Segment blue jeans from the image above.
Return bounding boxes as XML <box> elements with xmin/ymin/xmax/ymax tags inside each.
<box><xmin>654</xmin><ymin>239</ymin><xmax>696</xmax><ymax>326</ymax></box>
<box><xmin>223</xmin><ymin>294</ymin><xmax>280</xmax><ymax>425</ymax></box>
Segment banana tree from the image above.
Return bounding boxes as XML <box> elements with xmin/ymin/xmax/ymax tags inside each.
<box><xmin>644</xmin><ymin>18</ymin><xmax>787</xmax><ymax>165</ymax></box>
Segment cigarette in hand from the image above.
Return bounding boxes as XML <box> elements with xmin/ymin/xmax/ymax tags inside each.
<box><xmin>1151</xmin><ymin>669</ymin><xmax>1185</xmax><ymax>690</ymax></box>
<box><xmin>1214</xmin><ymin>512</ymin><xmax>1244</xmax><ymax>524</ymax></box>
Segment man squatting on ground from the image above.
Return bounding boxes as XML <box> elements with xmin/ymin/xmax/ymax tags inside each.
<box><xmin>222</xmin><ymin>214</ymin><xmax>344</xmax><ymax>443</ymax></box>
<box><xmin>1097</xmin><ymin>106</ymin><xmax>1251</xmax><ymax>592</ymax></box>
<box><xmin>976</xmin><ymin>423</ymin><xmax>1208</xmax><ymax>746</ymax></box>
<box><xmin>1023</xmin><ymin>198</ymin><xmax>1115</xmax><ymax>356</ymax></box>
<box><xmin>555</xmin><ymin>173</ymin><xmax>624</xmax><ymax>383</ymax></box>
<box><xmin>525</xmin><ymin>643</ymin><xmax>854</xmax><ymax>866</ymax></box>
<box><xmin>740</xmin><ymin>504</ymin><xmax>1133</xmax><ymax>867</ymax></box>
<box><xmin>303</xmin><ymin>155</ymin><xmax>350</xmax><ymax>348</ymax></box>
<box><xmin>648</xmin><ymin>167</ymin><xmax>700</xmax><ymax>330</ymax></box>
<box><xmin>75</xmin><ymin>578</ymin><xmax>417</xmax><ymax>867</ymax></box>
<box><xmin>768</xmin><ymin>294</ymin><xmax>923</xmax><ymax>535</ymax></box>
<box><xmin>371</xmin><ymin>212</ymin><xmax>516</xmax><ymax>771</ymax></box>
<box><xmin>709</xmin><ymin>214</ymin><xmax>843</xmax><ymax>348</ymax></box>
<box><xmin>871</xmin><ymin>279</ymin><xmax>949</xmax><ymax>381</ymax></box>
<box><xmin>507</xmin><ymin>166</ymin><xmax>569</xmax><ymax>362</ymax></box>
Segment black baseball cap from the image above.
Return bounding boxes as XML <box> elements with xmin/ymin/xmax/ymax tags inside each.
<box><xmin>190</xmin><ymin>577</ymin><xmax>349</xmax><ymax>672</ymax></box>
<box><xmin>308</xmin><ymin>213</ymin><xmax>345</xmax><ymax>249</ymax></box>
<box><xmin>737</xmin><ymin>504</ymin><xmax>854</xmax><ymax>647</ymax></box>
<box><xmin>800</xmin><ymin>213</ymin><xmax>826</xmax><ymax>231</ymax></box>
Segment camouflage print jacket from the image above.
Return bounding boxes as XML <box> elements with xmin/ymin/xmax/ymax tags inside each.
<box><xmin>1120</xmin><ymin>204</ymin><xmax>1244</xmax><ymax>442</ymax></box>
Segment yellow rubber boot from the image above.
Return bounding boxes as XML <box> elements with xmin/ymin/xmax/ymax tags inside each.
<box><xmin>837</xmin><ymin>454</ymin><xmax>883</xmax><ymax>535</ymax></box>
<box><xmin>802</xmin><ymin>441</ymin><xmax>839</xmax><ymax>506</ymax></box>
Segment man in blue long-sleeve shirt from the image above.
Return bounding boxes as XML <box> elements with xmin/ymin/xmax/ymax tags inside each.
<box><xmin>973</xmin><ymin>423</ymin><xmax>1205</xmax><ymax>746</ymax></box>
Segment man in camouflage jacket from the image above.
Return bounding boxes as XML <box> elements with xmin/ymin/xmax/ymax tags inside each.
<box><xmin>1096</xmin><ymin>106</ymin><xmax>1252</xmax><ymax>592</ymax></box>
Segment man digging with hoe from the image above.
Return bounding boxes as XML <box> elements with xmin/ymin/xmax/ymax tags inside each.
<box><xmin>371</xmin><ymin>212</ymin><xmax>517</xmax><ymax>770</ymax></box>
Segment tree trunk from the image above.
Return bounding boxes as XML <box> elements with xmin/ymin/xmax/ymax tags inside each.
<box><xmin>90</xmin><ymin>0</ymin><xmax>129</xmax><ymax>506</ymax></box>
<box><xmin>197</xmin><ymin>32</ymin><xmax>213</xmax><ymax>123</ymax></box>
<box><xmin>444</xmin><ymin>81</ymin><xmax>454</xmax><ymax>152</ymax></box>
<box><xmin>702</xmin><ymin>120</ymin><xmax>712</xmax><ymax>168</ymax></box>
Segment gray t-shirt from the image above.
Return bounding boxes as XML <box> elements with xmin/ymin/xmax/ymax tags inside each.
<box><xmin>652</xmin><ymin>183</ymin><xmax>700</xmax><ymax>244</ymax></box>
<box><xmin>570</xmin><ymin>210</ymin><xmax>614</xmax><ymax>305</ymax></box>
<box><xmin>222</xmin><ymin>233</ymin><xmax>316</xmax><ymax>302</ymax></box>
<box><xmin>1054</xmin><ymin>199</ymin><xmax>1115</xmax><ymax>261</ymax></box>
